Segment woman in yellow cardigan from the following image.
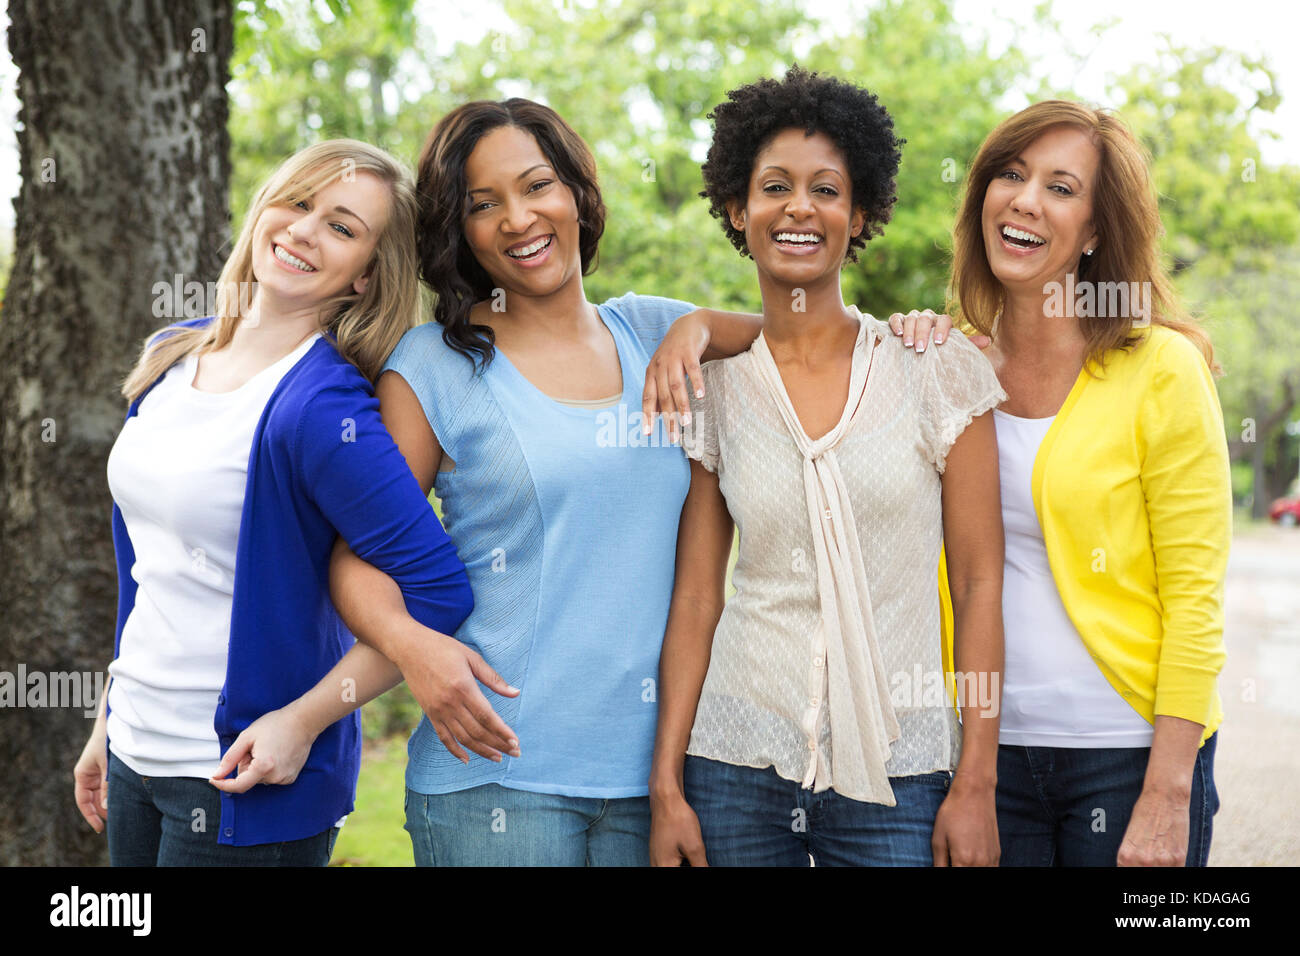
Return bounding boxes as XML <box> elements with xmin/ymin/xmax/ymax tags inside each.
<box><xmin>900</xmin><ymin>100</ymin><xmax>1230</xmax><ymax>866</ymax></box>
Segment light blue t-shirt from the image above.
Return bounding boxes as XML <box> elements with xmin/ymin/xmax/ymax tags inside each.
<box><xmin>384</xmin><ymin>293</ymin><xmax>695</xmax><ymax>798</ymax></box>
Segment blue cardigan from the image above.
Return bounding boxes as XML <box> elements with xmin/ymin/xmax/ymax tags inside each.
<box><xmin>110</xmin><ymin>317</ymin><xmax>474</xmax><ymax>846</ymax></box>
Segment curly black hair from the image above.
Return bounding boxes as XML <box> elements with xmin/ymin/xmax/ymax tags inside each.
<box><xmin>700</xmin><ymin>65</ymin><xmax>903</xmax><ymax>262</ymax></box>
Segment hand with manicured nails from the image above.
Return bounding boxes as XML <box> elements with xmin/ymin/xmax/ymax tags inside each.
<box><xmin>887</xmin><ymin>309</ymin><xmax>990</xmax><ymax>350</ymax></box>
<box><xmin>210</xmin><ymin>705</ymin><xmax>317</xmax><ymax>792</ymax></box>
<box><xmin>395</xmin><ymin>631</ymin><xmax>521</xmax><ymax>766</ymax></box>
<box><xmin>73</xmin><ymin>720</ymin><xmax>109</xmax><ymax>833</ymax></box>
<box><xmin>642</xmin><ymin>311</ymin><xmax>710</xmax><ymax>446</ymax></box>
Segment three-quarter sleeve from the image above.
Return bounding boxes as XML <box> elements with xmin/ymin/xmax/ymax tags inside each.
<box><xmin>915</xmin><ymin>332</ymin><xmax>1006</xmax><ymax>473</ymax></box>
<box><xmin>294</xmin><ymin>382</ymin><xmax>474</xmax><ymax>638</ymax></box>
<box><xmin>681</xmin><ymin>361</ymin><xmax>722</xmax><ymax>473</ymax></box>
<box><xmin>1138</xmin><ymin>333</ymin><xmax>1231</xmax><ymax>727</ymax></box>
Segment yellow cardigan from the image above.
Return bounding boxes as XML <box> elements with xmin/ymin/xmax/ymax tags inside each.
<box><xmin>941</xmin><ymin>326</ymin><xmax>1231</xmax><ymax>744</ymax></box>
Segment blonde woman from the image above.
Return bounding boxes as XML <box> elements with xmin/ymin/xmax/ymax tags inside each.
<box><xmin>72</xmin><ymin>140</ymin><xmax>475</xmax><ymax>865</ymax></box>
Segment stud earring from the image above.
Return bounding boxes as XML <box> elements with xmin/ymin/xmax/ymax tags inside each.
<box><xmin>1085</xmin><ymin>248</ymin><xmax>1094</xmax><ymax>256</ymax></box>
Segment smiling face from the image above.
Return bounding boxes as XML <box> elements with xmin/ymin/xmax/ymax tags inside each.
<box><xmin>981</xmin><ymin>124</ymin><xmax>1101</xmax><ymax>296</ymax></box>
<box><xmin>251</xmin><ymin>170</ymin><xmax>392</xmax><ymax>307</ymax></box>
<box><xmin>461</xmin><ymin>124</ymin><xmax>583</xmax><ymax>300</ymax></box>
<box><xmin>727</xmin><ymin>128</ymin><xmax>865</xmax><ymax>289</ymax></box>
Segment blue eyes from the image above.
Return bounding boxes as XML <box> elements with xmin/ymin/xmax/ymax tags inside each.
<box><xmin>291</xmin><ymin>200</ymin><xmax>355</xmax><ymax>237</ymax></box>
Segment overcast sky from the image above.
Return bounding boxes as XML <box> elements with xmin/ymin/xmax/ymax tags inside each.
<box><xmin>2</xmin><ymin>0</ymin><xmax>1297</xmax><ymax>238</ymax></box>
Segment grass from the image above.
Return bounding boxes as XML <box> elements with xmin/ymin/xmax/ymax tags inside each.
<box><xmin>330</xmin><ymin>733</ymin><xmax>413</xmax><ymax>867</ymax></box>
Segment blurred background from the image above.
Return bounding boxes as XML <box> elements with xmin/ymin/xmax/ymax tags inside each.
<box><xmin>1</xmin><ymin>0</ymin><xmax>1297</xmax><ymax>865</ymax></box>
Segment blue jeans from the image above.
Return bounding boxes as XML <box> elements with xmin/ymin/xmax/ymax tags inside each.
<box><xmin>683</xmin><ymin>755</ymin><xmax>951</xmax><ymax>866</ymax></box>
<box><xmin>995</xmin><ymin>732</ymin><xmax>1219</xmax><ymax>866</ymax></box>
<box><xmin>106</xmin><ymin>750</ymin><xmax>339</xmax><ymax>866</ymax></box>
<box><xmin>404</xmin><ymin>784</ymin><xmax>651</xmax><ymax>866</ymax></box>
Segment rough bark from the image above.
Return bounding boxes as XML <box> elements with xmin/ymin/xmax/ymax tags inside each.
<box><xmin>0</xmin><ymin>0</ymin><xmax>232</xmax><ymax>865</ymax></box>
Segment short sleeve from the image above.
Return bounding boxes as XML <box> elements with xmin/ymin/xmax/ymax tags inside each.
<box><xmin>1137</xmin><ymin>332</ymin><xmax>1231</xmax><ymax>725</ymax></box>
<box><xmin>915</xmin><ymin>332</ymin><xmax>1006</xmax><ymax>473</ymax></box>
<box><xmin>600</xmin><ymin>292</ymin><xmax>696</xmax><ymax>357</ymax></box>
<box><xmin>294</xmin><ymin>381</ymin><xmax>474</xmax><ymax>637</ymax></box>
<box><xmin>382</xmin><ymin>323</ymin><xmax>479</xmax><ymax>466</ymax></box>
<box><xmin>681</xmin><ymin>360</ymin><xmax>724</xmax><ymax>474</ymax></box>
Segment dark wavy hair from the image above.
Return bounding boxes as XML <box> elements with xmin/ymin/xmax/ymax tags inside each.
<box><xmin>701</xmin><ymin>65</ymin><xmax>903</xmax><ymax>262</ymax></box>
<box><xmin>415</xmin><ymin>99</ymin><xmax>606</xmax><ymax>369</ymax></box>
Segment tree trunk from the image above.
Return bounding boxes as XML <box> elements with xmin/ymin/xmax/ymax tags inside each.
<box><xmin>0</xmin><ymin>0</ymin><xmax>232</xmax><ymax>865</ymax></box>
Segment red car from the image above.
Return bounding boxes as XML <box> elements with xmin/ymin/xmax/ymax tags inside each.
<box><xmin>1269</xmin><ymin>495</ymin><xmax>1300</xmax><ymax>526</ymax></box>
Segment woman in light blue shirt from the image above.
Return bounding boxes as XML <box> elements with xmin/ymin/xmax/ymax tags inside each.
<box><xmin>319</xmin><ymin>98</ymin><xmax>949</xmax><ymax>866</ymax></box>
<box><xmin>319</xmin><ymin>99</ymin><xmax>754</xmax><ymax>866</ymax></box>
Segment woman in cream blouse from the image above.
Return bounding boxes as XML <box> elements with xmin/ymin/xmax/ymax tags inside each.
<box><xmin>649</xmin><ymin>68</ymin><xmax>1007</xmax><ymax>867</ymax></box>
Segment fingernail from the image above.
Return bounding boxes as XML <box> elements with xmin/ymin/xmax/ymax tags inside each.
<box><xmin>936</xmin><ymin>334</ymin><xmax>945</xmax><ymax>343</ymax></box>
<box><xmin>904</xmin><ymin>339</ymin><xmax>912</xmax><ymax>347</ymax></box>
<box><xmin>695</xmin><ymin>388</ymin><xmax>704</xmax><ymax>398</ymax></box>
<box><xmin>917</xmin><ymin>342</ymin><xmax>926</xmax><ymax>352</ymax></box>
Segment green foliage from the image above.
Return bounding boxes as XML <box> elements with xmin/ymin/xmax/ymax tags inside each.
<box><xmin>1109</xmin><ymin>43</ymin><xmax>1300</xmax><ymax>271</ymax></box>
<box><xmin>226</xmin><ymin>0</ymin><xmax>1300</xmax><ymax>493</ymax></box>
<box><xmin>228</xmin><ymin>0</ymin><xmax>1029</xmax><ymax>313</ymax></box>
<box><xmin>361</xmin><ymin>681</ymin><xmax>423</xmax><ymax>742</ymax></box>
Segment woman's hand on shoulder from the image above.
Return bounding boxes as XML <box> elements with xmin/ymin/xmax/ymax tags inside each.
<box><xmin>643</xmin><ymin>314</ymin><xmax>710</xmax><ymax>446</ymax></box>
<box><xmin>887</xmin><ymin>310</ymin><xmax>991</xmax><ymax>351</ymax></box>
<box><xmin>209</xmin><ymin>705</ymin><xmax>318</xmax><ymax>793</ymax></box>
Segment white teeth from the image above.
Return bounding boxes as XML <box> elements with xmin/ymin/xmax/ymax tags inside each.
<box><xmin>1002</xmin><ymin>225</ymin><xmax>1044</xmax><ymax>245</ymax></box>
<box><xmin>274</xmin><ymin>245</ymin><xmax>316</xmax><ymax>271</ymax></box>
<box><xmin>507</xmin><ymin>235</ymin><xmax>552</xmax><ymax>258</ymax></box>
<box><xmin>775</xmin><ymin>232</ymin><xmax>822</xmax><ymax>244</ymax></box>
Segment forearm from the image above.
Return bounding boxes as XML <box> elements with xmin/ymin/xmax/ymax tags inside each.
<box><xmin>282</xmin><ymin>641</ymin><xmax>404</xmax><ymax>738</ymax></box>
<box><xmin>1141</xmin><ymin>715</ymin><xmax>1204</xmax><ymax>799</ymax></box>
<box><xmin>694</xmin><ymin>309</ymin><xmax>763</xmax><ymax>361</ymax></box>
<box><xmin>949</xmin><ymin>578</ymin><xmax>1003</xmax><ymax>786</ymax></box>
<box><xmin>649</xmin><ymin>599</ymin><xmax>721</xmax><ymax>801</ymax></box>
<box><xmin>330</xmin><ymin>537</ymin><xmax>436</xmax><ymax>670</ymax></box>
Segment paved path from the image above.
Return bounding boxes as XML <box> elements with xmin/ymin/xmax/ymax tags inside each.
<box><xmin>1208</xmin><ymin>523</ymin><xmax>1300</xmax><ymax>866</ymax></box>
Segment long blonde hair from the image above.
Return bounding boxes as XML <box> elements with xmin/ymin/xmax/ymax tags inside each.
<box><xmin>949</xmin><ymin>100</ymin><xmax>1217</xmax><ymax>373</ymax></box>
<box><xmin>122</xmin><ymin>139</ymin><xmax>420</xmax><ymax>401</ymax></box>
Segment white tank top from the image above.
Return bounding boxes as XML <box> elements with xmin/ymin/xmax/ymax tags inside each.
<box><xmin>995</xmin><ymin>408</ymin><xmax>1154</xmax><ymax>748</ymax></box>
<box><xmin>106</xmin><ymin>334</ymin><xmax>321</xmax><ymax>776</ymax></box>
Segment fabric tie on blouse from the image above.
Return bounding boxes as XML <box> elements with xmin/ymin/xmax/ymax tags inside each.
<box><xmin>747</xmin><ymin>319</ymin><xmax>901</xmax><ymax>805</ymax></box>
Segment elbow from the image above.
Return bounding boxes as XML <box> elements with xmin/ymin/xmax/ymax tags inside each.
<box><xmin>446</xmin><ymin>568</ymin><xmax>475</xmax><ymax>634</ymax></box>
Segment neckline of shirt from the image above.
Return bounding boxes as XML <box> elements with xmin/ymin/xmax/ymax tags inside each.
<box><xmin>993</xmin><ymin>407</ymin><xmax>1057</xmax><ymax>424</ymax></box>
<box><xmin>182</xmin><ymin>332</ymin><xmax>322</xmax><ymax>401</ymax></box>
<box><xmin>488</xmin><ymin>302</ymin><xmax>633</xmax><ymax>415</ymax></box>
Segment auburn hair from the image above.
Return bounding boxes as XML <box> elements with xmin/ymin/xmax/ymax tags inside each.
<box><xmin>949</xmin><ymin>100</ymin><xmax>1216</xmax><ymax>373</ymax></box>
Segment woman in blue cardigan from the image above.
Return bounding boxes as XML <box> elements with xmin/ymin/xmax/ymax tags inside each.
<box><xmin>71</xmin><ymin>140</ymin><xmax>475</xmax><ymax>865</ymax></box>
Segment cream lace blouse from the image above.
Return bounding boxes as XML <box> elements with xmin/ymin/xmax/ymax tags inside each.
<box><xmin>681</xmin><ymin>309</ymin><xmax>1004</xmax><ymax>804</ymax></box>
